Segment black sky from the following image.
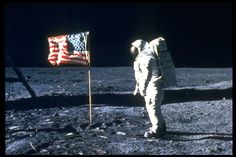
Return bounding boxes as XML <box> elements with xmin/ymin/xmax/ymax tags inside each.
<box><xmin>4</xmin><ymin>2</ymin><xmax>233</xmax><ymax>67</ymax></box>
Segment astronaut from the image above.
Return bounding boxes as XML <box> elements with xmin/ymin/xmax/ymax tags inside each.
<box><xmin>130</xmin><ymin>39</ymin><xmax>166</xmax><ymax>138</ymax></box>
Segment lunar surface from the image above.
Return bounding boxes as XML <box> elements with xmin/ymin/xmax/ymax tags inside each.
<box><xmin>4</xmin><ymin>67</ymin><xmax>232</xmax><ymax>155</ymax></box>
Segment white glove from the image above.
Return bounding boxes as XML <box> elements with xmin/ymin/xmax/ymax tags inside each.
<box><xmin>133</xmin><ymin>87</ymin><xmax>139</xmax><ymax>95</ymax></box>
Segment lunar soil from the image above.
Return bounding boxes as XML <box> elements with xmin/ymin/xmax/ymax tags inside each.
<box><xmin>4</xmin><ymin>67</ymin><xmax>233</xmax><ymax>155</ymax></box>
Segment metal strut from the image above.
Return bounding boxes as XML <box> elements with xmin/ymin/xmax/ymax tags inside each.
<box><xmin>6</xmin><ymin>55</ymin><xmax>37</xmax><ymax>98</ymax></box>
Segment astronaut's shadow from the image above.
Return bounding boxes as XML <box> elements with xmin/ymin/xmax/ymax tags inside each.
<box><xmin>162</xmin><ymin>130</ymin><xmax>232</xmax><ymax>141</ymax></box>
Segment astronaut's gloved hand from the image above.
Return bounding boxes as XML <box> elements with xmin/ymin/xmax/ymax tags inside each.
<box><xmin>133</xmin><ymin>88</ymin><xmax>139</xmax><ymax>95</ymax></box>
<box><xmin>133</xmin><ymin>89</ymin><xmax>138</xmax><ymax>95</ymax></box>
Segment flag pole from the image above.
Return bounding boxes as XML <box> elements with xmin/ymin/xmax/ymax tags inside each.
<box><xmin>86</xmin><ymin>31</ymin><xmax>92</xmax><ymax>124</ymax></box>
<box><xmin>88</xmin><ymin>52</ymin><xmax>92</xmax><ymax>123</ymax></box>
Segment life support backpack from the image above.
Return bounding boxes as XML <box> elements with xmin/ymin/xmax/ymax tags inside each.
<box><xmin>149</xmin><ymin>37</ymin><xmax>177</xmax><ymax>87</ymax></box>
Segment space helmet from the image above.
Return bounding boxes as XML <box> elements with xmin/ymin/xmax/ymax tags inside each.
<box><xmin>130</xmin><ymin>39</ymin><xmax>149</xmax><ymax>57</ymax></box>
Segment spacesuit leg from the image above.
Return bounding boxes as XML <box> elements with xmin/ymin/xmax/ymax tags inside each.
<box><xmin>155</xmin><ymin>86</ymin><xmax>165</xmax><ymax>130</ymax></box>
<box><xmin>144</xmin><ymin>84</ymin><xmax>165</xmax><ymax>133</ymax></box>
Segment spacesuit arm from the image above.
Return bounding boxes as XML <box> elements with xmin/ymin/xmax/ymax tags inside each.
<box><xmin>139</xmin><ymin>58</ymin><xmax>153</xmax><ymax>96</ymax></box>
<box><xmin>133</xmin><ymin>61</ymin><xmax>140</xmax><ymax>95</ymax></box>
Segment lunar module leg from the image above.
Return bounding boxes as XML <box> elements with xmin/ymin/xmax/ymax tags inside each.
<box><xmin>6</xmin><ymin>55</ymin><xmax>37</xmax><ymax>98</ymax></box>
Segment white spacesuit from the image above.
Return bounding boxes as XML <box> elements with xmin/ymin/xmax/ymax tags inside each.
<box><xmin>130</xmin><ymin>39</ymin><xmax>166</xmax><ymax>138</ymax></box>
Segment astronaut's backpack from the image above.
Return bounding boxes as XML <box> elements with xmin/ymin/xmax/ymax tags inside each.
<box><xmin>149</xmin><ymin>37</ymin><xmax>177</xmax><ymax>88</ymax></box>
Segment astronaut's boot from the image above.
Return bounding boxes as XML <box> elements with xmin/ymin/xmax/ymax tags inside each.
<box><xmin>144</xmin><ymin>122</ymin><xmax>166</xmax><ymax>138</ymax></box>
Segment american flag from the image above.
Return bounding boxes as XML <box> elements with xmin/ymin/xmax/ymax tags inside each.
<box><xmin>47</xmin><ymin>32</ymin><xmax>89</xmax><ymax>66</ymax></box>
